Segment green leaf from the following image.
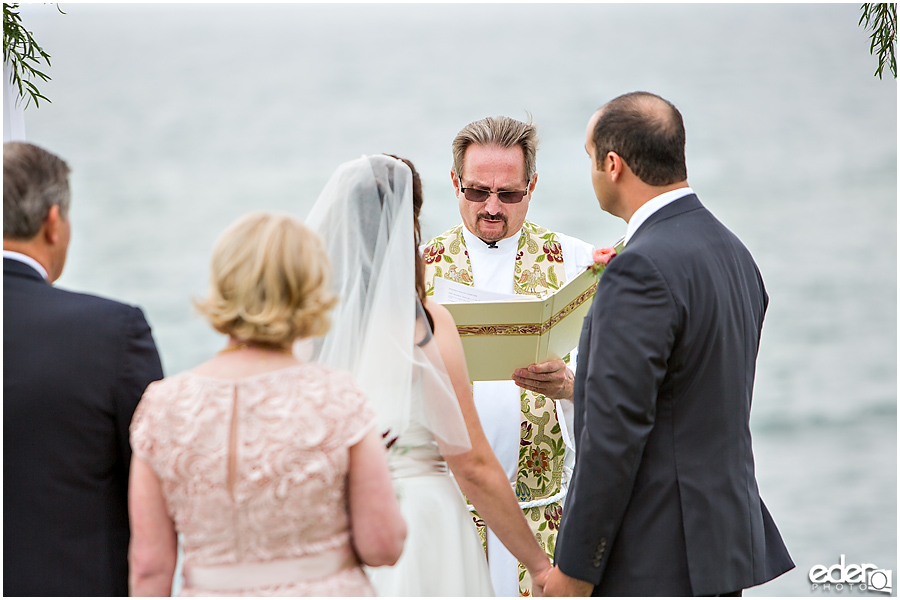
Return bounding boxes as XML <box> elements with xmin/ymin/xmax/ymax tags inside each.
<box><xmin>3</xmin><ymin>3</ymin><xmax>59</xmax><ymax>108</ymax></box>
<box><xmin>859</xmin><ymin>3</ymin><xmax>898</xmax><ymax>79</ymax></box>
<box><xmin>443</xmin><ymin>255</ymin><xmax>454</xmax><ymax>264</ymax></box>
<box><xmin>26</xmin><ymin>67</ymin><xmax>50</xmax><ymax>81</ymax></box>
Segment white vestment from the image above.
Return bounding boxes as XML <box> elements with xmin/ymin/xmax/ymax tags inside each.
<box><xmin>461</xmin><ymin>225</ymin><xmax>593</xmax><ymax>596</ymax></box>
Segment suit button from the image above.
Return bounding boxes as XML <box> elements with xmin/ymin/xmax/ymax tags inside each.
<box><xmin>593</xmin><ymin>559</ymin><xmax>601</xmax><ymax>567</ymax></box>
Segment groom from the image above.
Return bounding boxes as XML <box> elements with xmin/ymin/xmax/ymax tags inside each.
<box><xmin>546</xmin><ymin>92</ymin><xmax>794</xmax><ymax>595</ymax></box>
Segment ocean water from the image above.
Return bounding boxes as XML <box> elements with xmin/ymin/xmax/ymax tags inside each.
<box><xmin>15</xmin><ymin>3</ymin><xmax>896</xmax><ymax>596</ymax></box>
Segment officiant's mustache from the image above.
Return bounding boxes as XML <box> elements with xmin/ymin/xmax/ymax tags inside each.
<box><xmin>477</xmin><ymin>212</ymin><xmax>508</xmax><ymax>223</ymax></box>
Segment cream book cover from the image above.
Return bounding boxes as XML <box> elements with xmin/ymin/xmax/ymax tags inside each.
<box><xmin>440</xmin><ymin>266</ymin><xmax>600</xmax><ymax>381</ymax></box>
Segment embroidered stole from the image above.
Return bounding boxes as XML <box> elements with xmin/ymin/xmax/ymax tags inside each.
<box><xmin>423</xmin><ymin>220</ymin><xmax>568</xmax><ymax>596</ymax></box>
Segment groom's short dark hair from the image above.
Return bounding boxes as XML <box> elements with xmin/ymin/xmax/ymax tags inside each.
<box><xmin>591</xmin><ymin>92</ymin><xmax>687</xmax><ymax>186</ymax></box>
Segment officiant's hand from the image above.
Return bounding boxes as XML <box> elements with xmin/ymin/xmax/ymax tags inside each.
<box><xmin>543</xmin><ymin>566</ymin><xmax>594</xmax><ymax>596</ymax></box>
<box><xmin>512</xmin><ymin>359</ymin><xmax>574</xmax><ymax>400</ymax></box>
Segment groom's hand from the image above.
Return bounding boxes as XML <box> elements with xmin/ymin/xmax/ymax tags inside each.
<box><xmin>513</xmin><ymin>359</ymin><xmax>574</xmax><ymax>400</ymax></box>
<box><xmin>531</xmin><ymin>566</ymin><xmax>550</xmax><ymax>597</ymax></box>
<box><xmin>543</xmin><ymin>566</ymin><xmax>594</xmax><ymax>596</ymax></box>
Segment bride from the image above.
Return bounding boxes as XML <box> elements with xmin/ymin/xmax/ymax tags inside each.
<box><xmin>306</xmin><ymin>154</ymin><xmax>552</xmax><ymax>596</ymax></box>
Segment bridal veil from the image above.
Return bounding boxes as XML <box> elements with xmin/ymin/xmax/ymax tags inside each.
<box><xmin>306</xmin><ymin>155</ymin><xmax>470</xmax><ymax>454</ymax></box>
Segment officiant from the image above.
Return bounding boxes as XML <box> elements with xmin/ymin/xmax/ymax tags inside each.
<box><xmin>422</xmin><ymin>115</ymin><xmax>593</xmax><ymax>596</ymax></box>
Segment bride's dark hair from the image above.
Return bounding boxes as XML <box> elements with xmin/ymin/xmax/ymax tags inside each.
<box><xmin>383</xmin><ymin>154</ymin><xmax>428</xmax><ymax>312</ymax></box>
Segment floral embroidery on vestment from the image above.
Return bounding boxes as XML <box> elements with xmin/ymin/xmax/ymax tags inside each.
<box><xmin>423</xmin><ymin>220</ymin><xmax>569</xmax><ymax>596</ymax></box>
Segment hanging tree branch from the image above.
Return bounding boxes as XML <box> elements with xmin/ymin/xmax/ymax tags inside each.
<box><xmin>859</xmin><ymin>3</ymin><xmax>897</xmax><ymax>79</ymax></box>
<box><xmin>3</xmin><ymin>2</ymin><xmax>62</xmax><ymax>108</ymax></box>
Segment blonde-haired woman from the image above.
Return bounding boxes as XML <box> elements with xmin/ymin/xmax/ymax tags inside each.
<box><xmin>127</xmin><ymin>213</ymin><xmax>405</xmax><ymax>596</ymax></box>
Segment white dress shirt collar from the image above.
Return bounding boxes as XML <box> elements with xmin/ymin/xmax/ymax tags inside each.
<box><xmin>461</xmin><ymin>224</ymin><xmax>522</xmax><ymax>254</ymax></box>
<box><xmin>624</xmin><ymin>187</ymin><xmax>694</xmax><ymax>246</ymax></box>
<box><xmin>461</xmin><ymin>225</ymin><xmax>522</xmax><ymax>294</ymax></box>
<box><xmin>3</xmin><ymin>250</ymin><xmax>49</xmax><ymax>280</ymax></box>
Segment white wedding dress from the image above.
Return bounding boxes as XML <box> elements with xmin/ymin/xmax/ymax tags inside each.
<box><xmin>365</xmin><ymin>373</ymin><xmax>494</xmax><ymax>596</ymax></box>
<box><xmin>307</xmin><ymin>155</ymin><xmax>495</xmax><ymax>596</ymax></box>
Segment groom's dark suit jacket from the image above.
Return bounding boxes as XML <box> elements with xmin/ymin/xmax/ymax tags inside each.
<box><xmin>3</xmin><ymin>258</ymin><xmax>163</xmax><ymax>596</ymax></box>
<box><xmin>556</xmin><ymin>195</ymin><xmax>793</xmax><ymax>596</ymax></box>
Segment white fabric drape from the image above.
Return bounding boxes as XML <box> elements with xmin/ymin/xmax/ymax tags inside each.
<box><xmin>3</xmin><ymin>61</ymin><xmax>26</xmax><ymax>142</ymax></box>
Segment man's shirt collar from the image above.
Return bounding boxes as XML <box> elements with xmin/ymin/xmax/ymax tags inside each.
<box><xmin>624</xmin><ymin>187</ymin><xmax>694</xmax><ymax>246</ymax></box>
<box><xmin>462</xmin><ymin>224</ymin><xmax>522</xmax><ymax>255</ymax></box>
<box><xmin>3</xmin><ymin>250</ymin><xmax>49</xmax><ymax>281</ymax></box>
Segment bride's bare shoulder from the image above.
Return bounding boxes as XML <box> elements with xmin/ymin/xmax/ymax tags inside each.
<box><xmin>422</xmin><ymin>299</ymin><xmax>467</xmax><ymax>378</ymax></box>
<box><xmin>423</xmin><ymin>298</ymin><xmax>456</xmax><ymax>330</ymax></box>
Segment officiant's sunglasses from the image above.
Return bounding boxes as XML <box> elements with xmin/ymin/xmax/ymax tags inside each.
<box><xmin>458</xmin><ymin>176</ymin><xmax>528</xmax><ymax>204</ymax></box>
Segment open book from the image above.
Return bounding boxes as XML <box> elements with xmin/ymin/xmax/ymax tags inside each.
<box><xmin>436</xmin><ymin>266</ymin><xmax>600</xmax><ymax>381</ymax></box>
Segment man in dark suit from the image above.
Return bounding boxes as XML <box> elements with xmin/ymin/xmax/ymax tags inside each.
<box><xmin>543</xmin><ymin>93</ymin><xmax>793</xmax><ymax>596</ymax></box>
<box><xmin>3</xmin><ymin>141</ymin><xmax>164</xmax><ymax>596</ymax></box>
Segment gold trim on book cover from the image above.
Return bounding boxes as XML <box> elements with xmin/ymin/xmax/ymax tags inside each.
<box><xmin>456</xmin><ymin>281</ymin><xmax>598</xmax><ymax>337</ymax></box>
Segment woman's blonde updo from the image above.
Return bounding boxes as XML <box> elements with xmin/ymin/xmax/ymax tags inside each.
<box><xmin>195</xmin><ymin>212</ymin><xmax>338</xmax><ymax>347</ymax></box>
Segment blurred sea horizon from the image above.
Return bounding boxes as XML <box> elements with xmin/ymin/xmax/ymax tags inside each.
<box><xmin>12</xmin><ymin>3</ymin><xmax>897</xmax><ymax>596</ymax></box>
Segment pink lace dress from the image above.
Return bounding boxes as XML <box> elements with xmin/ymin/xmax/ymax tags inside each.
<box><xmin>130</xmin><ymin>363</ymin><xmax>377</xmax><ymax>596</ymax></box>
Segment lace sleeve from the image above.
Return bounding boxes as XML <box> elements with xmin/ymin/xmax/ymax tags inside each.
<box><xmin>129</xmin><ymin>378</ymin><xmax>165</xmax><ymax>463</ymax></box>
<box><xmin>328</xmin><ymin>372</ymin><xmax>377</xmax><ymax>448</ymax></box>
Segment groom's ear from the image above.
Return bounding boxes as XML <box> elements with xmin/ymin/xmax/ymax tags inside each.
<box><xmin>450</xmin><ymin>170</ymin><xmax>461</xmax><ymax>194</ymax></box>
<box><xmin>606</xmin><ymin>152</ymin><xmax>625</xmax><ymax>182</ymax></box>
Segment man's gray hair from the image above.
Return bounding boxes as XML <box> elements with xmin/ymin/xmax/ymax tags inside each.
<box><xmin>3</xmin><ymin>141</ymin><xmax>70</xmax><ymax>240</ymax></box>
<box><xmin>452</xmin><ymin>115</ymin><xmax>540</xmax><ymax>182</ymax></box>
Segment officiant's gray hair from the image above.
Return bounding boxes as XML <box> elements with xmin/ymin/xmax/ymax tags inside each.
<box><xmin>452</xmin><ymin>115</ymin><xmax>540</xmax><ymax>182</ymax></box>
<box><xmin>3</xmin><ymin>142</ymin><xmax>71</xmax><ymax>240</ymax></box>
